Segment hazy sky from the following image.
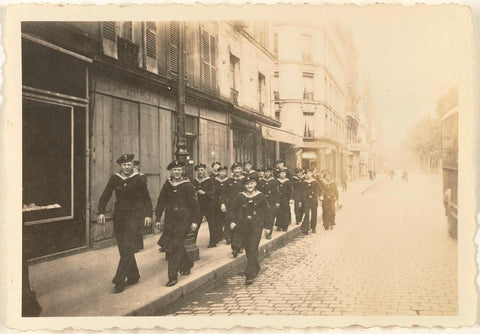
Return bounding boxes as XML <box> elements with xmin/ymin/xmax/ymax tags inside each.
<box><xmin>347</xmin><ymin>6</ymin><xmax>471</xmax><ymax>147</ymax></box>
<box><xmin>342</xmin><ymin>5</ymin><xmax>471</xmax><ymax>150</ymax></box>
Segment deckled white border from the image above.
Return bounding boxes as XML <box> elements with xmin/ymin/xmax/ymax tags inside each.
<box><xmin>0</xmin><ymin>0</ymin><xmax>478</xmax><ymax>332</ymax></box>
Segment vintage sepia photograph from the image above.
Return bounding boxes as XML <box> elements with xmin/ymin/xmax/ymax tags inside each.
<box><xmin>2</xmin><ymin>1</ymin><xmax>478</xmax><ymax>331</ymax></box>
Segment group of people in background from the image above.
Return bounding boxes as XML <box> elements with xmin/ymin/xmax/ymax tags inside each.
<box><xmin>97</xmin><ymin>154</ymin><xmax>340</xmax><ymax>293</ymax></box>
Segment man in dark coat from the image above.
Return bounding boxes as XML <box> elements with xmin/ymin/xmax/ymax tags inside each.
<box><xmin>228</xmin><ymin>176</ymin><xmax>272</xmax><ymax>285</ymax></box>
<box><xmin>98</xmin><ymin>154</ymin><xmax>152</xmax><ymax>293</ymax></box>
<box><xmin>291</xmin><ymin>168</ymin><xmax>305</xmax><ymax>224</ymax></box>
<box><xmin>320</xmin><ymin>170</ymin><xmax>339</xmax><ymax>230</ymax></box>
<box><xmin>258</xmin><ymin>166</ymin><xmax>279</xmax><ymax>239</ymax></box>
<box><xmin>221</xmin><ymin>162</ymin><xmax>245</xmax><ymax>256</ymax></box>
<box><xmin>155</xmin><ymin>160</ymin><xmax>200</xmax><ymax>287</ymax></box>
<box><xmin>276</xmin><ymin>167</ymin><xmax>294</xmax><ymax>231</ymax></box>
<box><xmin>301</xmin><ymin>168</ymin><xmax>321</xmax><ymax>234</ymax></box>
<box><xmin>212</xmin><ymin>166</ymin><xmax>229</xmax><ymax>244</ymax></box>
<box><xmin>192</xmin><ymin>163</ymin><xmax>218</xmax><ymax>247</ymax></box>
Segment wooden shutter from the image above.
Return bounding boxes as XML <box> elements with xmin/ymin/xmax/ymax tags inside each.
<box><xmin>102</xmin><ymin>21</ymin><xmax>118</xmax><ymax>59</ymax></box>
<box><xmin>201</xmin><ymin>29</ymin><xmax>217</xmax><ymax>95</ymax></box>
<box><xmin>145</xmin><ymin>21</ymin><xmax>158</xmax><ymax>73</ymax></box>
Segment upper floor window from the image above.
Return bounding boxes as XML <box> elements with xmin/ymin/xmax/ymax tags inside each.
<box><xmin>273</xmin><ymin>71</ymin><xmax>279</xmax><ymax>100</ymax></box>
<box><xmin>230</xmin><ymin>54</ymin><xmax>240</xmax><ymax>104</ymax></box>
<box><xmin>302</xmin><ymin>34</ymin><xmax>312</xmax><ymax>62</ymax></box>
<box><xmin>258</xmin><ymin>72</ymin><xmax>266</xmax><ymax>114</ymax></box>
<box><xmin>303</xmin><ymin>72</ymin><xmax>314</xmax><ymax>101</ymax></box>
<box><xmin>253</xmin><ymin>21</ymin><xmax>268</xmax><ymax>48</ymax></box>
<box><xmin>201</xmin><ymin>28</ymin><xmax>217</xmax><ymax>95</ymax></box>
<box><xmin>119</xmin><ymin>21</ymin><xmax>133</xmax><ymax>41</ymax></box>
<box><xmin>169</xmin><ymin>21</ymin><xmax>187</xmax><ymax>78</ymax></box>
<box><xmin>273</xmin><ymin>33</ymin><xmax>278</xmax><ymax>58</ymax></box>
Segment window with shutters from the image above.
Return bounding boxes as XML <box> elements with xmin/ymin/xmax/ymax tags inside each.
<box><xmin>119</xmin><ymin>21</ymin><xmax>133</xmax><ymax>41</ymax></box>
<box><xmin>102</xmin><ymin>21</ymin><xmax>118</xmax><ymax>59</ymax></box>
<box><xmin>145</xmin><ymin>21</ymin><xmax>157</xmax><ymax>59</ymax></box>
<box><xmin>201</xmin><ymin>28</ymin><xmax>217</xmax><ymax>95</ymax></box>
<box><xmin>169</xmin><ymin>21</ymin><xmax>187</xmax><ymax>78</ymax></box>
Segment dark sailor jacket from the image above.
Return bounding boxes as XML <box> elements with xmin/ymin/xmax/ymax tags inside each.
<box><xmin>291</xmin><ymin>176</ymin><xmax>305</xmax><ymax>201</ymax></box>
<box><xmin>258</xmin><ymin>177</ymin><xmax>279</xmax><ymax>205</ymax></box>
<box><xmin>227</xmin><ymin>191</ymin><xmax>272</xmax><ymax>230</ymax></box>
<box><xmin>192</xmin><ymin>176</ymin><xmax>216</xmax><ymax>210</ymax></box>
<box><xmin>277</xmin><ymin>177</ymin><xmax>294</xmax><ymax>201</ymax></box>
<box><xmin>221</xmin><ymin>176</ymin><xmax>245</xmax><ymax>209</ymax></box>
<box><xmin>98</xmin><ymin>172</ymin><xmax>152</xmax><ymax>217</ymax></box>
<box><xmin>213</xmin><ymin>176</ymin><xmax>229</xmax><ymax>205</ymax></box>
<box><xmin>319</xmin><ymin>179</ymin><xmax>339</xmax><ymax>201</ymax></box>
<box><xmin>302</xmin><ymin>178</ymin><xmax>320</xmax><ymax>207</ymax></box>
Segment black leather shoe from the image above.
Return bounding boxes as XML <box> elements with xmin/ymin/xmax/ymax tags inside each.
<box><xmin>232</xmin><ymin>249</ymin><xmax>239</xmax><ymax>258</ymax></box>
<box><xmin>125</xmin><ymin>279</ymin><xmax>139</xmax><ymax>286</ymax></box>
<box><xmin>245</xmin><ymin>278</ymin><xmax>254</xmax><ymax>285</ymax></box>
<box><xmin>113</xmin><ymin>283</ymin><xmax>125</xmax><ymax>293</ymax></box>
<box><xmin>276</xmin><ymin>226</ymin><xmax>282</xmax><ymax>231</ymax></box>
<box><xmin>166</xmin><ymin>279</ymin><xmax>177</xmax><ymax>287</ymax></box>
<box><xmin>311</xmin><ymin>229</ymin><xmax>316</xmax><ymax>233</ymax></box>
<box><xmin>181</xmin><ymin>269</ymin><xmax>191</xmax><ymax>276</ymax></box>
<box><xmin>238</xmin><ymin>248</ymin><xmax>244</xmax><ymax>254</ymax></box>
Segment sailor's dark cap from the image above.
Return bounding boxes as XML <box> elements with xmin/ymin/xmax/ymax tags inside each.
<box><xmin>194</xmin><ymin>163</ymin><xmax>207</xmax><ymax>171</ymax></box>
<box><xmin>242</xmin><ymin>175</ymin><xmax>258</xmax><ymax>185</ymax></box>
<box><xmin>264</xmin><ymin>166</ymin><xmax>273</xmax><ymax>172</ymax></box>
<box><xmin>217</xmin><ymin>165</ymin><xmax>228</xmax><ymax>172</ymax></box>
<box><xmin>132</xmin><ymin>160</ymin><xmax>140</xmax><ymax>166</ymax></box>
<box><xmin>167</xmin><ymin>160</ymin><xmax>185</xmax><ymax>170</ymax></box>
<box><xmin>116</xmin><ymin>154</ymin><xmax>134</xmax><ymax>164</ymax></box>
<box><xmin>211</xmin><ymin>161</ymin><xmax>221</xmax><ymax>168</ymax></box>
<box><xmin>231</xmin><ymin>162</ymin><xmax>242</xmax><ymax>171</ymax></box>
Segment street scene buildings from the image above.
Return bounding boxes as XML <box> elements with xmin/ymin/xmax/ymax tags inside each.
<box><xmin>22</xmin><ymin>20</ymin><xmax>381</xmax><ymax>259</ymax></box>
<box><xmin>20</xmin><ymin>13</ymin><xmax>463</xmax><ymax>320</ymax></box>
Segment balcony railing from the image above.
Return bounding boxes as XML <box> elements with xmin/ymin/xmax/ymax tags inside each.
<box><xmin>304</xmin><ymin>128</ymin><xmax>315</xmax><ymax>138</ymax></box>
<box><xmin>231</xmin><ymin>88</ymin><xmax>239</xmax><ymax>106</ymax></box>
<box><xmin>303</xmin><ymin>91</ymin><xmax>314</xmax><ymax>101</ymax></box>
<box><xmin>273</xmin><ymin>91</ymin><xmax>280</xmax><ymax>100</ymax></box>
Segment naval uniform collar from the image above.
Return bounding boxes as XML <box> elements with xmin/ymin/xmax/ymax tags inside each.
<box><xmin>304</xmin><ymin>178</ymin><xmax>316</xmax><ymax>183</ymax></box>
<box><xmin>264</xmin><ymin>177</ymin><xmax>275</xmax><ymax>181</ymax></box>
<box><xmin>232</xmin><ymin>175</ymin><xmax>244</xmax><ymax>180</ymax></box>
<box><xmin>215</xmin><ymin>176</ymin><xmax>228</xmax><ymax>182</ymax></box>
<box><xmin>195</xmin><ymin>176</ymin><xmax>210</xmax><ymax>183</ymax></box>
<box><xmin>115</xmin><ymin>172</ymin><xmax>139</xmax><ymax>180</ymax></box>
<box><xmin>277</xmin><ymin>177</ymin><xmax>289</xmax><ymax>183</ymax></box>
<box><xmin>241</xmin><ymin>190</ymin><xmax>261</xmax><ymax>198</ymax></box>
<box><xmin>168</xmin><ymin>178</ymin><xmax>190</xmax><ymax>187</ymax></box>
<box><xmin>322</xmin><ymin>179</ymin><xmax>335</xmax><ymax>185</ymax></box>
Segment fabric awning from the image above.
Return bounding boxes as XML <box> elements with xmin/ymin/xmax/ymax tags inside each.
<box><xmin>261</xmin><ymin>125</ymin><xmax>303</xmax><ymax>146</ymax></box>
<box><xmin>302</xmin><ymin>151</ymin><xmax>318</xmax><ymax>159</ymax></box>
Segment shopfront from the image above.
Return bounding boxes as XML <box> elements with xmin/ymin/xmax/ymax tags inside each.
<box><xmin>22</xmin><ymin>36</ymin><xmax>89</xmax><ymax>260</ymax></box>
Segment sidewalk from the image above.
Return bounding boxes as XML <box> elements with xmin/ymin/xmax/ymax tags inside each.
<box><xmin>30</xmin><ymin>221</ymin><xmax>301</xmax><ymax>316</ymax></box>
<box><xmin>344</xmin><ymin>174</ymin><xmax>385</xmax><ymax>195</ymax></box>
<box><xmin>29</xmin><ymin>177</ymin><xmax>381</xmax><ymax>317</ymax></box>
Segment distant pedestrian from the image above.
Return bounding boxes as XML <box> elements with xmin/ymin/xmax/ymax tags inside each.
<box><xmin>301</xmin><ymin>169</ymin><xmax>320</xmax><ymax>234</ymax></box>
<box><xmin>320</xmin><ymin>170</ymin><xmax>339</xmax><ymax>230</ymax></box>
<box><xmin>97</xmin><ymin>154</ymin><xmax>152</xmax><ymax>293</ymax></box>
<box><xmin>276</xmin><ymin>167</ymin><xmax>294</xmax><ymax>231</ymax></box>
<box><xmin>155</xmin><ymin>160</ymin><xmax>200</xmax><ymax>287</ymax></box>
<box><xmin>213</xmin><ymin>166</ymin><xmax>229</xmax><ymax>244</ymax></box>
<box><xmin>291</xmin><ymin>168</ymin><xmax>305</xmax><ymax>224</ymax></box>
<box><xmin>340</xmin><ymin>171</ymin><xmax>347</xmax><ymax>192</ymax></box>
<box><xmin>221</xmin><ymin>162</ymin><xmax>245</xmax><ymax>256</ymax></box>
<box><xmin>228</xmin><ymin>176</ymin><xmax>271</xmax><ymax>285</ymax></box>
<box><xmin>258</xmin><ymin>166</ymin><xmax>279</xmax><ymax>239</ymax></box>
<box><xmin>192</xmin><ymin>163</ymin><xmax>218</xmax><ymax>247</ymax></box>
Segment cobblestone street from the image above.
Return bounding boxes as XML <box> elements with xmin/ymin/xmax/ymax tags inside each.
<box><xmin>164</xmin><ymin>173</ymin><xmax>458</xmax><ymax>316</ymax></box>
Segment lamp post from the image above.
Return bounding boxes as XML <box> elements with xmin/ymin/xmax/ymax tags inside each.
<box><xmin>175</xmin><ymin>21</ymin><xmax>188</xmax><ymax>166</ymax></box>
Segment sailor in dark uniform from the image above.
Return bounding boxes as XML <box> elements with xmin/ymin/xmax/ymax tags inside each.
<box><xmin>221</xmin><ymin>162</ymin><xmax>245</xmax><ymax>256</ymax></box>
<box><xmin>209</xmin><ymin>161</ymin><xmax>221</xmax><ymax>179</ymax></box>
<box><xmin>257</xmin><ymin>166</ymin><xmax>279</xmax><ymax>239</ymax></box>
<box><xmin>228</xmin><ymin>176</ymin><xmax>271</xmax><ymax>285</ymax></box>
<box><xmin>155</xmin><ymin>160</ymin><xmax>200</xmax><ymax>287</ymax></box>
<box><xmin>292</xmin><ymin>168</ymin><xmax>305</xmax><ymax>224</ymax></box>
<box><xmin>257</xmin><ymin>167</ymin><xmax>265</xmax><ymax>180</ymax></box>
<box><xmin>242</xmin><ymin>161</ymin><xmax>258</xmax><ymax>180</ymax></box>
<box><xmin>192</xmin><ymin>163</ymin><xmax>218</xmax><ymax>247</ymax></box>
<box><xmin>301</xmin><ymin>168</ymin><xmax>321</xmax><ymax>235</ymax></box>
<box><xmin>320</xmin><ymin>170</ymin><xmax>339</xmax><ymax>230</ymax></box>
<box><xmin>276</xmin><ymin>167</ymin><xmax>294</xmax><ymax>231</ymax></box>
<box><xmin>213</xmin><ymin>165</ymin><xmax>229</xmax><ymax>244</ymax></box>
<box><xmin>98</xmin><ymin>154</ymin><xmax>152</xmax><ymax>293</ymax></box>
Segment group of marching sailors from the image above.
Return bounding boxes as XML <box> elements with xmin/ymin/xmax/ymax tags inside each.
<box><xmin>97</xmin><ymin>154</ymin><xmax>339</xmax><ymax>292</ymax></box>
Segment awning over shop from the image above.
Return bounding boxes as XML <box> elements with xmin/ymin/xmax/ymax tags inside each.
<box><xmin>302</xmin><ymin>151</ymin><xmax>318</xmax><ymax>159</ymax></box>
<box><xmin>261</xmin><ymin>125</ymin><xmax>303</xmax><ymax>147</ymax></box>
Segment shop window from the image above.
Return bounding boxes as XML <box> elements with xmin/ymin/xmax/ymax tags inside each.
<box><xmin>23</xmin><ymin>99</ymin><xmax>73</xmax><ymax>223</ymax></box>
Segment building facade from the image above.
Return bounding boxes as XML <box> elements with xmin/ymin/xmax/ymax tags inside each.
<box><xmin>273</xmin><ymin>22</ymin><xmax>347</xmax><ymax>179</ymax></box>
<box><xmin>22</xmin><ymin>21</ymin><xmax>298</xmax><ymax>260</ymax></box>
